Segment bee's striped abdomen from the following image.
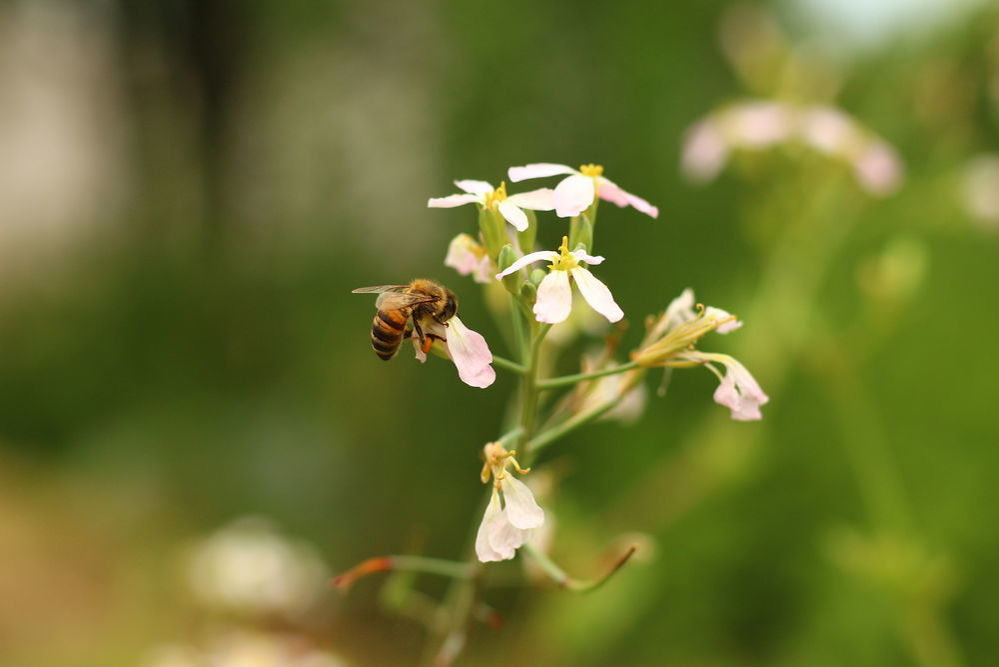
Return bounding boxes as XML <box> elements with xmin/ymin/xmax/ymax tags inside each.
<box><xmin>371</xmin><ymin>308</ymin><xmax>410</xmax><ymax>360</ymax></box>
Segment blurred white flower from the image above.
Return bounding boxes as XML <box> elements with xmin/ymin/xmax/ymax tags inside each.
<box><xmin>496</xmin><ymin>236</ymin><xmax>623</xmax><ymax>324</ymax></box>
<box><xmin>475</xmin><ymin>442</ymin><xmax>544</xmax><ymax>563</ymax></box>
<box><xmin>723</xmin><ymin>101</ymin><xmax>794</xmax><ymax>147</ymax></box>
<box><xmin>144</xmin><ymin>631</ymin><xmax>349</xmax><ymax>667</ymax></box>
<box><xmin>444</xmin><ymin>233</ymin><xmax>492</xmax><ymax>283</ymax></box>
<box><xmin>681</xmin><ymin>100</ymin><xmax>904</xmax><ymax>197</ymax></box>
<box><xmin>681</xmin><ymin>121</ymin><xmax>730</xmax><ymax>184</ymax></box>
<box><xmin>852</xmin><ymin>140</ymin><xmax>903</xmax><ymax>196</ymax></box>
<box><xmin>962</xmin><ymin>154</ymin><xmax>999</xmax><ymax>229</ymax></box>
<box><xmin>186</xmin><ymin>517</ymin><xmax>328</xmax><ymax>619</ymax></box>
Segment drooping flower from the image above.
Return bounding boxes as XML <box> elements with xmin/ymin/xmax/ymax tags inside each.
<box><xmin>507</xmin><ymin>163</ymin><xmax>659</xmax><ymax>219</ymax></box>
<box><xmin>413</xmin><ymin>315</ymin><xmax>495</xmax><ymax>388</ymax></box>
<box><xmin>677</xmin><ymin>351</ymin><xmax>769</xmax><ymax>421</ymax></box>
<box><xmin>444</xmin><ymin>233</ymin><xmax>492</xmax><ymax>283</ymax></box>
<box><xmin>495</xmin><ymin>236</ymin><xmax>624</xmax><ymax>324</ymax></box>
<box><xmin>427</xmin><ymin>180</ymin><xmax>554</xmax><ymax>232</ymax></box>
<box><xmin>475</xmin><ymin>442</ymin><xmax>545</xmax><ymax>563</ymax></box>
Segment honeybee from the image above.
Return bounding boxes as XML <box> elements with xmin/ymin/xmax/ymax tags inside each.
<box><xmin>352</xmin><ymin>279</ymin><xmax>459</xmax><ymax>360</ymax></box>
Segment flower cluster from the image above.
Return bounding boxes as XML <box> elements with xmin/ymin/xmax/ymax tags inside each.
<box><xmin>348</xmin><ymin>160</ymin><xmax>766</xmax><ymax>576</ymax></box>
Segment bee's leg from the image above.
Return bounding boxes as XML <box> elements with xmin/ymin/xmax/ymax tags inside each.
<box><xmin>412</xmin><ymin>317</ymin><xmax>426</xmax><ymax>346</ymax></box>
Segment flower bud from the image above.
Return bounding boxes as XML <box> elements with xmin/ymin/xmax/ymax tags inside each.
<box><xmin>478</xmin><ymin>207</ymin><xmax>507</xmax><ymax>261</ymax></box>
<box><xmin>497</xmin><ymin>244</ymin><xmax>522</xmax><ymax>295</ymax></box>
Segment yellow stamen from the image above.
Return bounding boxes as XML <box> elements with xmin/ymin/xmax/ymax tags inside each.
<box><xmin>548</xmin><ymin>235</ymin><xmax>579</xmax><ymax>272</ymax></box>
<box><xmin>579</xmin><ymin>163</ymin><xmax>604</xmax><ymax>177</ymax></box>
<box><xmin>484</xmin><ymin>181</ymin><xmax>508</xmax><ymax>208</ymax></box>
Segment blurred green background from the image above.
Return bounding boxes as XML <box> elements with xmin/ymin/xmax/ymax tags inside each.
<box><xmin>2</xmin><ymin>0</ymin><xmax>998</xmax><ymax>665</ymax></box>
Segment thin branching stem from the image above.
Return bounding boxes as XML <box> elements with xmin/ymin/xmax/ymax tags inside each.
<box><xmin>537</xmin><ymin>360</ymin><xmax>640</xmax><ymax>390</ymax></box>
<box><xmin>491</xmin><ymin>355</ymin><xmax>527</xmax><ymax>374</ymax></box>
<box><xmin>520</xmin><ymin>543</ymin><xmax>637</xmax><ymax>593</ymax></box>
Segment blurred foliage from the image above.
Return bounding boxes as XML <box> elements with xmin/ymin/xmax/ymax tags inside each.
<box><xmin>1</xmin><ymin>0</ymin><xmax>998</xmax><ymax>665</ymax></box>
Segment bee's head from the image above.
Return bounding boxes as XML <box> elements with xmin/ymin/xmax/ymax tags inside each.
<box><xmin>441</xmin><ymin>290</ymin><xmax>458</xmax><ymax>321</ymax></box>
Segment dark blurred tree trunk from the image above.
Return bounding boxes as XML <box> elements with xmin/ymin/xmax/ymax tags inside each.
<box><xmin>111</xmin><ymin>0</ymin><xmax>249</xmax><ymax>260</ymax></box>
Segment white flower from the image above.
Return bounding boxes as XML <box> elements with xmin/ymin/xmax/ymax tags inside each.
<box><xmin>678</xmin><ymin>351</ymin><xmax>769</xmax><ymax>421</ymax></box>
<box><xmin>475</xmin><ymin>442</ymin><xmax>545</xmax><ymax>563</ymax></box>
<box><xmin>495</xmin><ymin>236</ymin><xmax>624</xmax><ymax>324</ymax></box>
<box><xmin>444</xmin><ymin>233</ymin><xmax>492</xmax><ymax>283</ymax></box>
<box><xmin>507</xmin><ymin>162</ymin><xmax>659</xmax><ymax>219</ymax></box>
<box><xmin>413</xmin><ymin>315</ymin><xmax>495</xmax><ymax>388</ymax></box>
<box><xmin>185</xmin><ymin>517</ymin><xmax>328</xmax><ymax>619</ymax></box>
<box><xmin>427</xmin><ymin>180</ymin><xmax>554</xmax><ymax>232</ymax></box>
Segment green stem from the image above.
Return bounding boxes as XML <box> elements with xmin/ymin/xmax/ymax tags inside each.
<box><xmin>520</xmin><ymin>543</ymin><xmax>637</xmax><ymax>593</ymax></box>
<box><xmin>492</xmin><ymin>355</ymin><xmax>527</xmax><ymax>375</ymax></box>
<box><xmin>537</xmin><ymin>361</ymin><xmax>639</xmax><ymax>390</ymax></box>
<box><xmin>526</xmin><ymin>400</ymin><xmax>617</xmax><ymax>457</ymax></box>
<box><xmin>332</xmin><ymin>555</ymin><xmax>474</xmax><ymax>591</ymax></box>
<box><xmin>389</xmin><ymin>556</ymin><xmax>475</xmax><ymax>580</ymax></box>
<box><xmin>518</xmin><ymin>322</ymin><xmax>550</xmax><ymax>448</ymax></box>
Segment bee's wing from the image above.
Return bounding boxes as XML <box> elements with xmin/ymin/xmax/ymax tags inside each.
<box><xmin>351</xmin><ymin>285</ymin><xmax>409</xmax><ymax>294</ymax></box>
<box><xmin>375</xmin><ymin>292</ymin><xmax>438</xmax><ymax>309</ymax></box>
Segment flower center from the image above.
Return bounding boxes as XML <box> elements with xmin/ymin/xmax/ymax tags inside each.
<box><xmin>579</xmin><ymin>163</ymin><xmax>604</xmax><ymax>177</ymax></box>
<box><xmin>549</xmin><ymin>236</ymin><xmax>580</xmax><ymax>271</ymax></box>
<box><xmin>484</xmin><ymin>181</ymin><xmax>508</xmax><ymax>208</ymax></box>
<box><xmin>480</xmin><ymin>441</ymin><xmax>530</xmax><ymax>487</ymax></box>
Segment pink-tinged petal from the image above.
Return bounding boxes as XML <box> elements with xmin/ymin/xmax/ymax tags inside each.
<box><xmin>501</xmin><ymin>477</ymin><xmax>545</xmax><ymax>529</ymax></box>
<box><xmin>553</xmin><ymin>174</ymin><xmax>595</xmax><ymax>218</ymax></box>
<box><xmin>475</xmin><ymin>490</ymin><xmax>511</xmax><ymax>562</ymax></box>
<box><xmin>533</xmin><ymin>270</ymin><xmax>573</xmax><ymax>324</ymax></box>
<box><xmin>454</xmin><ymin>179</ymin><xmax>493</xmax><ymax>195</ymax></box>
<box><xmin>571</xmin><ymin>268</ymin><xmax>623</xmax><ymax>323</ymax></box>
<box><xmin>647</xmin><ymin>288</ymin><xmax>696</xmax><ymax>341</ymax></box>
<box><xmin>682</xmin><ymin>120</ymin><xmax>730</xmax><ymax>183</ymax></box>
<box><xmin>712</xmin><ymin>356</ymin><xmax>769</xmax><ymax>421</ymax></box>
<box><xmin>497</xmin><ymin>200</ymin><xmax>529</xmax><ymax>231</ymax></box>
<box><xmin>798</xmin><ymin>106</ymin><xmax>862</xmax><ymax>156</ymax></box>
<box><xmin>569</xmin><ymin>249</ymin><xmax>605</xmax><ymax>265</ymax></box>
<box><xmin>444</xmin><ymin>233</ymin><xmax>485</xmax><ymax>277</ymax></box>
<box><xmin>471</xmin><ymin>258</ymin><xmax>492</xmax><ymax>284</ymax></box>
<box><xmin>443</xmin><ymin>316</ymin><xmax>495</xmax><ymax>388</ymax></box>
<box><xmin>724</xmin><ymin>101</ymin><xmax>793</xmax><ymax>148</ymax></box>
<box><xmin>704</xmin><ymin>306</ymin><xmax>743</xmax><ymax>334</ymax></box>
<box><xmin>428</xmin><ymin>193</ymin><xmax>481</xmax><ymax>208</ymax></box>
<box><xmin>853</xmin><ymin>141</ymin><xmax>903</xmax><ymax>197</ymax></box>
<box><xmin>495</xmin><ymin>250</ymin><xmax>558</xmax><ymax>279</ymax></box>
<box><xmin>507</xmin><ymin>163</ymin><xmax>578</xmax><ymax>182</ymax></box>
<box><xmin>597</xmin><ymin>178</ymin><xmax>659</xmax><ymax>218</ymax></box>
<box><xmin>506</xmin><ymin>187</ymin><xmax>556</xmax><ymax>211</ymax></box>
<box><xmin>666</xmin><ymin>288</ymin><xmax>696</xmax><ymax>326</ymax></box>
